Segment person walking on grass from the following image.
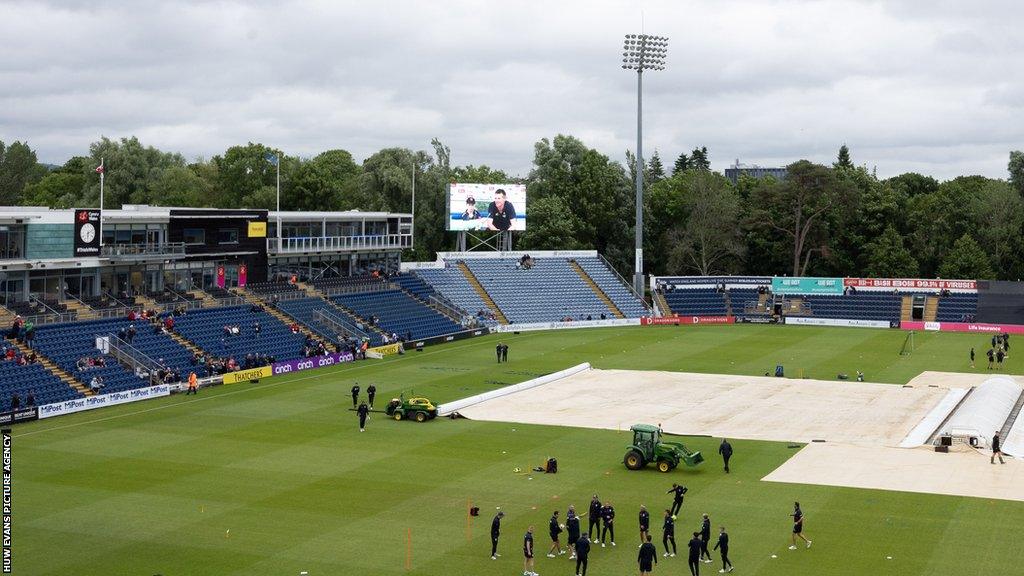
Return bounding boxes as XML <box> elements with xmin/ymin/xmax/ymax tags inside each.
<box><xmin>588</xmin><ymin>495</ymin><xmax>602</xmax><ymax>540</ymax></box>
<box><xmin>997</xmin><ymin>347</ymin><xmax>1005</xmax><ymax>370</ymax></box>
<box><xmin>992</xmin><ymin>431</ymin><xmax>1006</xmax><ymax>464</ymax></box>
<box><xmin>987</xmin><ymin>348</ymin><xmax>995</xmax><ymax>370</ymax></box>
<box><xmin>699</xmin><ymin>513</ymin><xmax>713</xmax><ymax>563</ymax></box>
<box><xmin>687</xmin><ymin>531</ymin><xmax>703</xmax><ymax>576</ymax></box>
<box><xmin>718</xmin><ymin>439</ymin><xmax>733</xmax><ymax>473</ymax></box>
<box><xmin>547</xmin><ymin>510</ymin><xmax>564</xmax><ymax>557</ymax></box>
<box><xmin>639</xmin><ymin>504</ymin><xmax>651</xmax><ymax>546</ymax></box>
<box><xmin>351</xmin><ymin>383</ymin><xmax>360</xmax><ymax>408</ymax></box>
<box><xmin>970</xmin><ymin>347</ymin><xmax>975</xmax><ymax>368</ymax></box>
<box><xmin>496</xmin><ymin>342</ymin><xmax>503</xmax><ymax>363</ymax></box>
<box><xmin>523</xmin><ymin>525</ymin><xmax>537</xmax><ymax>576</ymax></box>
<box><xmin>186</xmin><ymin>371</ymin><xmax>198</xmax><ymax>395</ymax></box>
<box><xmin>713</xmin><ymin>526</ymin><xmax>732</xmax><ymax>573</ymax></box>
<box><xmin>638</xmin><ymin>534</ymin><xmax>658</xmax><ymax>575</ymax></box>
<box><xmin>789</xmin><ymin>502</ymin><xmax>812</xmax><ymax>549</ymax></box>
<box><xmin>367</xmin><ymin>384</ymin><xmax>376</xmax><ymax>408</ymax></box>
<box><xmin>357</xmin><ymin>401</ymin><xmax>369</xmax><ymax>432</ymax></box>
<box><xmin>490</xmin><ymin>511</ymin><xmax>504</xmax><ymax>560</ymax></box>
<box><xmin>501</xmin><ymin>342</ymin><xmax>509</xmax><ymax>362</ymax></box>
<box><xmin>574</xmin><ymin>534</ymin><xmax>591</xmax><ymax>576</ymax></box>
<box><xmin>668</xmin><ymin>483</ymin><xmax>687</xmax><ymax>516</ymax></box>
<box><xmin>566</xmin><ymin>507</ymin><xmax>580</xmax><ymax>559</ymax></box>
<box><xmin>662</xmin><ymin>509</ymin><xmax>677</xmax><ymax>557</ymax></box>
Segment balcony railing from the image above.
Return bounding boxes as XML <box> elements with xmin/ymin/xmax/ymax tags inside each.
<box><xmin>101</xmin><ymin>242</ymin><xmax>186</xmax><ymax>258</ymax></box>
<box><xmin>267</xmin><ymin>234</ymin><xmax>412</xmax><ymax>254</ymax></box>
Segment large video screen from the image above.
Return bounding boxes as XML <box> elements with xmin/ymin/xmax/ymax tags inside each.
<box><xmin>447</xmin><ymin>183</ymin><xmax>526</xmax><ymax>231</ymax></box>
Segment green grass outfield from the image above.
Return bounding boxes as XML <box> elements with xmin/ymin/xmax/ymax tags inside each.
<box><xmin>12</xmin><ymin>325</ymin><xmax>1022</xmax><ymax>575</ymax></box>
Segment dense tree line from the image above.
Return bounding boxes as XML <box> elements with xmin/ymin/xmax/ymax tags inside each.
<box><xmin>1</xmin><ymin>136</ymin><xmax>1022</xmax><ymax>280</ymax></box>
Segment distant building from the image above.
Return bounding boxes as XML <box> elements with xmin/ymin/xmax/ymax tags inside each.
<box><xmin>724</xmin><ymin>159</ymin><xmax>788</xmax><ymax>185</ymax></box>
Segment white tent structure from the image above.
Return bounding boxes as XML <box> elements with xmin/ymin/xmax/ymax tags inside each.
<box><xmin>939</xmin><ymin>376</ymin><xmax>1022</xmax><ymax>450</ymax></box>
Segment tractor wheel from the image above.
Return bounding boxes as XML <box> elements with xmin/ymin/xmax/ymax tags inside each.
<box><xmin>393</xmin><ymin>411</ymin><xmax>403</xmax><ymax>421</ymax></box>
<box><xmin>657</xmin><ymin>460</ymin><xmax>672</xmax><ymax>473</ymax></box>
<box><xmin>415</xmin><ymin>411</ymin><xmax>427</xmax><ymax>422</ymax></box>
<box><xmin>624</xmin><ymin>450</ymin><xmax>645</xmax><ymax>470</ymax></box>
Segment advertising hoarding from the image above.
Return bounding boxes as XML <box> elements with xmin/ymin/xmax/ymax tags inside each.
<box><xmin>447</xmin><ymin>183</ymin><xmax>526</xmax><ymax>231</ymax></box>
<box><xmin>771</xmin><ymin>277</ymin><xmax>843</xmax><ymax>295</ymax></box>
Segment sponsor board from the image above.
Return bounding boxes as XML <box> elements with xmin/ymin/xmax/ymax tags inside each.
<box><xmin>409</xmin><ymin>328</ymin><xmax>491</xmax><ymax>348</ymax></box>
<box><xmin>641</xmin><ymin>316</ymin><xmax>734</xmax><ymax>326</ymax></box>
<box><xmin>37</xmin><ymin>384</ymin><xmax>171</xmax><ymax>419</ymax></box>
<box><xmin>844</xmin><ymin>278</ymin><xmax>977</xmax><ymax>291</ymax></box>
<box><xmin>656</xmin><ymin>276</ymin><xmax>771</xmax><ymax>288</ymax></box>
<box><xmin>367</xmin><ymin>343</ymin><xmax>404</xmax><ymax>356</ymax></box>
<box><xmin>737</xmin><ymin>315</ymin><xmax>779</xmax><ymax>324</ymax></box>
<box><xmin>271</xmin><ymin>352</ymin><xmax>355</xmax><ymax>375</ymax></box>
<box><xmin>73</xmin><ymin>209</ymin><xmax>102</xmax><ymax>257</ymax></box>
<box><xmin>783</xmin><ymin>317</ymin><xmax>892</xmax><ymax>329</ymax></box>
<box><xmin>772</xmin><ymin>277</ymin><xmax>843</xmax><ymax>295</ymax></box>
<box><xmin>491</xmin><ymin>319</ymin><xmax>640</xmax><ymax>332</ymax></box>
<box><xmin>902</xmin><ymin>321</ymin><xmax>1024</xmax><ymax>334</ymax></box>
<box><xmin>222</xmin><ymin>366</ymin><xmax>272</xmax><ymax>384</ymax></box>
<box><xmin>0</xmin><ymin>407</ymin><xmax>38</xmax><ymax>425</ymax></box>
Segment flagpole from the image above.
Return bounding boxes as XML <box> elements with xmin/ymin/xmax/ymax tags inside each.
<box><xmin>99</xmin><ymin>157</ymin><xmax>104</xmax><ymax>246</ymax></box>
<box><xmin>275</xmin><ymin>151</ymin><xmax>281</xmax><ymax>244</ymax></box>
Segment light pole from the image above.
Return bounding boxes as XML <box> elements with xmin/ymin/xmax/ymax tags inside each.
<box><xmin>622</xmin><ymin>33</ymin><xmax>668</xmax><ymax>296</ymax></box>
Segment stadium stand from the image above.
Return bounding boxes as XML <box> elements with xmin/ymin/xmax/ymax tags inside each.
<box><xmin>171</xmin><ymin>305</ymin><xmax>308</xmax><ymax>363</ymax></box>
<box><xmin>0</xmin><ymin>342</ymin><xmax>81</xmax><ymax>408</ymax></box>
<box><xmin>411</xmin><ymin>267</ymin><xmax>499</xmax><ymax>325</ymax></box>
<box><xmin>277</xmin><ymin>297</ymin><xmax>380</xmax><ymax>345</ymax></box>
<box><xmin>33</xmin><ymin>317</ymin><xmax>194</xmax><ymax>393</ymax></box>
<box><xmin>936</xmin><ymin>292</ymin><xmax>979</xmax><ymax>322</ymax></box>
<box><xmin>661</xmin><ymin>288</ymin><xmax>729</xmax><ymax>316</ymax></box>
<box><xmin>574</xmin><ymin>256</ymin><xmax>647</xmax><ymax>317</ymax></box>
<box><xmin>800</xmin><ymin>292</ymin><xmax>903</xmax><ymax>321</ymax></box>
<box><xmin>332</xmin><ymin>289</ymin><xmax>462</xmax><ymax>340</ymax></box>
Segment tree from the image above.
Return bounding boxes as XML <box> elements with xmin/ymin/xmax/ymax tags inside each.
<box><xmin>939</xmin><ymin>234</ymin><xmax>994</xmax><ymax>280</ymax></box>
<box><xmin>517</xmin><ymin>195</ymin><xmax>586</xmax><ymax>251</ymax></box>
<box><xmin>1009</xmin><ymin>150</ymin><xmax>1024</xmax><ymax>197</ymax></box>
<box><xmin>0</xmin><ymin>140</ymin><xmax>47</xmax><ymax>204</ymax></box>
<box><xmin>660</xmin><ymin>171</ymin><xmax>744</xmax><ymax>275</ymax></box>
<box><xmin>647</xmin><ymin>151</ymin><xmax>666</xmax><ymax>184</ymax></box>
<box><xmin>973</xmin><ymin>180</ymin><xmax>1024</xmax><ymax>279</ymax></box>
<box><xmin>886</xmin><ymin>172</ymin><xmax>939</xmax><ymax>197</ymax></box>
<box><xmin>448</xmin><ymin>165</ymin><xmax>511</xmax><ymax>184</ymax></box>
<box><xmin>690</xmin><ymin>146</ymin><xmax>710</xmax><ymax>171</ymax></box>
<box><xmin>211</xmin><ymin>142</ymin><xmax>283</xmax><ymax>209</ymax></box>
<box><xmin>865</xmin><ymin>225</ymin><xmax>919</xmax><ymax>277</ymax></box>
<box><xmin>288</xmin><ymin>149</ymin><xmax>361</xmax><ymax>211</ymax></box>
<box><xmin>672</xmin><ymin>152</ymin><xmax>691</xmax><ymax>175</ymax></box>
<box><xmin>86</xmin><ymin>136</ymin><xmax>187</xmax><ymax>208</ymax></box>
<box><xmin>906</xmin><ymin>176</ymin><xmax>987</xmax><ymax>276</ymax></box>
<box><xmin>148</xmin><ymin>165</ymin><xmax>211</xmax><ymax>207</ymax></box>
<box><xmin>21</xmin><ymin>156</ymin><xmax>89</xmax><ymax>208</ymax></box>
<box><xmin>835</xmin><ymin>144</ymin><xmax>853</xmax><ymax>170</ymax></box>
<box><xmin>749</xmin><ymin>160</ymin><xmax>855</xmax><ymax>276</ymax></box>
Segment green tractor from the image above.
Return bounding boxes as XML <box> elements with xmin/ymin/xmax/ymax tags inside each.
<box><xmin>623</xmin><ymin>424</ymin><xmax>704</xmax><ymax>472</ymax></box>
<box><xmin>385</xmin><ymin>396</ymin><xmax>437</xmax><ymax>422</ymax></box>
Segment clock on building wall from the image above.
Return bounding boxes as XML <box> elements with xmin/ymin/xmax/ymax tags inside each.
<box><xmin>73</xmin><ymin>209</ymin><xmax>102</xmax><ymax>257</ymax></box>
<box><xmin>79</xmin><ymin>223</ymin><xmax>96</xmax><ymax>243</ymax></box>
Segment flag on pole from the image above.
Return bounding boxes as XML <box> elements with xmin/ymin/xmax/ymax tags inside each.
<box><xmin>264</xmin><ymin>152</ymin><xmax>279</xmax><ymax>166</ymax></box>
<box><xmin>95</xmin><ymin>161</ymin><xmax>105</xmax><ymax>174</ymax></box>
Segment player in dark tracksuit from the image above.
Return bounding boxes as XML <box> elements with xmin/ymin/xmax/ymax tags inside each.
<box><xmin>639</xmin><ymin>505</ymin><xmax>651</xmax><ymax>544</ymax></box>
<box><xmin>687</xmin><ymin>532</ymin><xmax>703</xmax><ymax>576</ymax></box>
<box><xmin>496</xmin><ymin>343</ymin><xmax>503</xmax><ymax>363</ymax></box>
<box><xmin>351</xmin><ymin>384</ymin><xmax>360</xmax><ymax>408</ymax></box>
<box><xmin>490</xmin><ymin>511</ymin><xmax>504</xmax><ymax>559</ymax></box>
<box><xmin>638</xmin><ymin>534</ymin><xmax>658</xmax><ymax>575</ymax></box>
<box><xmin>588</xmin><ymin>495</ymin><xmax>602</xmax><ymax>539</ymax></box>
<box><xmin>566</xmin><ymin>507</ymin><xmax>581</xmax><ymax>559</ymax></box>
<box><xmin>600</xmin><ymin>502</ymin><xmax>616</xmax><ymax>546</ymax></box>
<box><xmin>714</xmin><ymin>526</ymin><xmax>732</xmax><ymax>572</ymax></box>
<box><xmin>790</xmin><ymin>502</ymin><xmax>811</xmax><ymax>549</ymax></box>
<box><xmin>662</xmin><ymin>509</ymin><xmax>677</xmax><ymax>557</ymax></box>
<box><xmin>668</xmin><ymin>484</ymin><xmax>687</xmax><ymax>516</ymax></box>
<box><xmin>575</xmin><ymin>534</ymin><xmax>591</xmax><ymax>576</ymax></box>
<box><xmin>523</xmin><ymin>526</ymin><xmax>536</xmax><ymax>576</ymax></box>
<box><xmin>367</xmin><ymin>384</ymin><xmax>376</xmax><ymax>408</ymax></box>
<box><xmin>718</xmin><ymin>439</ymin><xmax>733</xmax><ymax>473</ymax></box>
<box><xmin>547</xmin><ymin>511</ymin><xmax>564</xmax><ymax>556</ymax></box>
<box><xmin>357</xmin><ymin>401</ymin><xmax>369</xmax><ymax>432</ymax></box>
<box><xmin>699</xmin><ymin>514</ymin><xmax>712</xmax><ymax>562</ymax></box>
<box><xmin>992</xmin><ymin>431</ymin><xmax>1006</xmax><ymax>464</ymax></box>
<box><xmin>501</xmin><ymin>343</ymin><xmax>508</xmax><ymax>362</ymax></box>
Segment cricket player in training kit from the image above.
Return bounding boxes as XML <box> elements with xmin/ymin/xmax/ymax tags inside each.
<box><xmin>566</xmin><ymin>507</ymin><xmax>580</xmax><ymax>559</ymax></box>
<box><xmin>668</xmin><ymin>484</ymin><xmax>687</xmax><ymax>516</ymax></box>
<box><xmin>789</xmin><ymin>502</ymin><xmax>812</xmax><ymax>549</ymax></box>
<box><xmin>490</xmin><ymin>511</ymin><xmax>503</xmax><ymax>560</ymax></box>
<box><xmin>639</xmin><ymin>505</ymin><xmax>650</xmax><ymax>545</ymax></box>
<box><xmin>662</xmin><ymin>509</ymin><xmax>677</xmax><ymax>557</ymax></box>
<box><xmin>357</xmin><ymin>401</ymin><xmax>369</xmax><ymax>432</ymax></box>
<box><xmin>575</xmin><ymin>534</ymin><xmax>591</xmax><ymax>576</ymax></box>
<box><xmin>350</xmin><ymin>383</ymin><xmax>360</xmax><ymax>408</ymax></box>
<box><xmin>588</xmin><ymin>495</ymin><xmax>602</xmax><ymax>539</ymax></box>
<box><xmin>547</xmin><ymin>511</ymin><xmax>564</xmax><ymax>557</ymax></box>
<box><xmin>600</xmin><ymin>501</ymin><xmax>616</xmax><ymax>547</ymax></box>
<box><xmin>687</xmin><ymin>531</ymin><xmax>703</xmax><ymax>576</ymax></box>
<box><xmin>523</xmin><ymin>526</ymin><xmax>536</xmax><ymax>576</ymax></box>
<box><xmin>638</xmin><ymin>534</ymin><xmax>658</xmax><ymax>575</ymax></box>
<box><xmin>699</xmin><ymin>513</ymin><xmax>712</xmax><ymax>563</ymax></box>
<box><xmin>714</xmin><ymin>526</ymin><xmax>732</xmax><ymax>573</ymax></box>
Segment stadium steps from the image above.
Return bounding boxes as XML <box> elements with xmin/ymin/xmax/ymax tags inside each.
<box><xmin>924</xmin><ymin>297</ymin><xmax>939</xmax><ymax>322</ymax></box>
<box><xmin>11</xmin><ymin>339</ymin><xmax>93</xmax><ymax>397</ymax></box>
<box><xmin>901</xmin><ymin>296</ymin><xmax>913</xmax><ymax>322</ymax></box>
<box><xmin>457</xmin><ymin>262</ymin><xmax>508</xmax><ymax>324</ymax></box>
<box><xmin>63</xmin><ymin>299</ymin><xmax>99</xmax><ymax>320</ymax></box>
<box><xmin>393</xmin><ymin>283</ymin><xmax>464</xmax><ymax>325</ymax></box>
<box><xmin>133</xmin><ymin>293</ymin><xmax>160</xmax><ymax>310</ymax></box>
<box><xmin>163</xmin><ymin>324</ymin><xmax>206</xmax><ymax>357</ymax></box>
<box><xmin>999</xmin><ymin>391</ymin><xmax>1024</xmax><ymax>442</ymax></box>
<box><xmin>325</xmin><ymin>299</ymin><xmax>391</xmax><ymax>340</ymax></box>
<box><xmin>235</xmin><ymin>288</ymin><xmax>322</xmax><ymax>343</ymax></box>
<box><xmin>569</xmin><ymin>260</ymin><xmax>624</xmax><ymax>319</ymax></box>
<box><xmin>188</xmin><ymin>288</ymin><xmax>220</xmax><ymax>308</ymax></box>
<box><xmin>292</xmin><ymin>281</ymin><xmax>327</xmax><ymax>299</ymax></box>
<box><xmin>652</xmin><ymin>291</ymin><xmax>671</xmax><ymax>317</ymax></box>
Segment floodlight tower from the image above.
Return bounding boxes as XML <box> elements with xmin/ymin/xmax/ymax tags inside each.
<box><xmin>622</xmin><ymin>33</ymin><xmax>668</xmax><ymax>296</ymax></box>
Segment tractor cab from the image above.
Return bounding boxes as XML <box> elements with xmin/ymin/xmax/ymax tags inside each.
<box><xmin>633</xmin><ymin>424</ymin><xmax>660</xmax><ymax>457</ymax></box>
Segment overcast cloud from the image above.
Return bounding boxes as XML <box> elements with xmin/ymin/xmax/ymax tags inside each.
<box><xmin>1</xmin><ymin>0</ymin><xmax>1021</xmax><ymax>179</ymax></box>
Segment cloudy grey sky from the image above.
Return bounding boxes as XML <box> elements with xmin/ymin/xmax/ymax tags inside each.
<box><xmin>1</xmin><ymin>0</ymin><xmax>1021</xmax><ymax>180</ymax></box>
